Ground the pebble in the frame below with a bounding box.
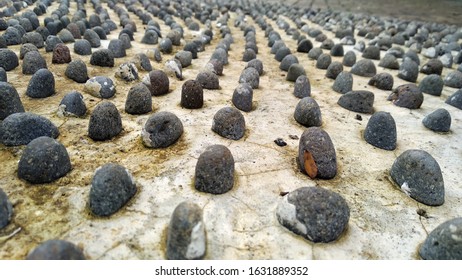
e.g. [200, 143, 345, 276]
[45, 36, 63, 52]
[119, 33, 132, 49]
[294, 97, 322, 127]
[398, 58, 419, 83]
[17, 136, 71, 184]
[325, 62, 343, 79]
[316, 53, 332, 69]
[115, 62, 139, 82]
[196, 70, 220, 90]
[181, 80, 203, 109]
[388, 84, 424, 109]
[51, 43, 71, 64]
[0, 82, 24, 120]
[165, 59, 183, 80]
[166, 201, 206, 260]
[26, 240, 85, 260]
[58, 29, 75, 43]
[0, 49, 19, 71]
[338, 90, 374, 114]
[125, 83, 152, 115]
[231, 83, 253, 112]
[22, 51, 47, 75]
[330, 44, 344, 57]
[270, 40, 285, 54]
[25, 69, 55, 98]
[89, 163, 137, 216]
[444, 71, 462, 88]
[274, 138, 287, 147]
[368, 73, 394, 90]
[141, 30, 158, 45]
[183, 42, 198, 59]
[74, 39, 92, 55]
[246, 59, 263, 76]
[297, 39, 313, 53]
[422, 108, 451, 132]
[321, 38, 334, 49]
[362, 45, 381, 60]
[58, 91, 87, 117]
[167, 30, 182, 46]
[205, 59, 224, 76]
[279, 54, 299, 71]
[144, 70, 170, 95]
[419, 74, 444, 96]
[90, 49, 115, 68]
[175, 51, 192, 68]
[342, 50, 356, 66]
[378, 54, 400, 69]
[364, 111, 397, 150]
[439, 53, 453, 68]
[84, 76, 116, 99]
[239, 67, 259, 89]
[195, 145, 235, 194]
[308, 47, 323, 60]
[108, 39, 126, 58]
[420, 59, 443, 76]
[83, 29, 101, 48]
[140, 111, 184, 148]
[350, 59, 377, 77]
[276, 187, 349, 243]
[3, 26, 22, 45]
[0, 188, 13, 229]
[286, 64, 306, 82]
[212, 107, 245, 140]
[298, 127, 337, 179]
[65, 59, 88, 83]
[19, 43, 38, 60]
[88, 101, 122, 141]
[419, 217, 462, 260]
[390, 149, 444, 206]
[242, 48, 256, 62]
[332, 71, 353, 94]
[293, 75, 311, 98]
[445, 89, 462, 109]
[275, 47, 291, 62]
[22, 31, 45, 48]
[159, 38, 173, 54]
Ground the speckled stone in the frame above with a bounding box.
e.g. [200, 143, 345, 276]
[58, 91, 87, 117]
[84, 76, 116, 99]
[90, 49, 115, 67]
[195, 145, 235, 194]
[22, 51, 47, 75]
[420, 59, 443, 76]
[89, 163, 137, 217]
[390, 149, 444, 206]
[26, 240, 85, 260]
[108, 39, 126, 58]
[398, 58, 419, 83]
[0, 82, 24, 120]
[18, 136, 71, 184]
[239, 67, 259, 89]
[308, 47, 323, 60]
[294, 97, 322, 127]
[246, 58, 263, 76]
[232, 83, 253, 112]
[330, 44, 344, 57]
[0, 188, 13, 229]
[51, 43, 71, 64]
[166, 201, 206, 260]
[422, 108, 451, 132]
[115, 62, 139, 82]
[65, 59, 88, 83]
[212, 107, 245, 140]
[279, 54, 299, 72]
[144, 70, 170, 96]
[277, 187, 349, 243]
[159, 38, 173, 54]
[364, 111, 397, 150]
[25, 69, 55, 98]
[196, 70, 219, 89]
[351, 59, 376, 77]
[0, 49, 19, 71]
[142, 112, 183, 148]
[141, 30, 159, 45]
[286, 64, 306, 82]
[388, 84, 423, 109]
[445, 89, 462, 109]
[73, 39, 92, 55]
[333, 71, 353, 94]
[444, 71, 462, 88]
[181, 80, 203, 109]
[175, 51, 192, 68]
[326, 62, 343, 79]
[316, 53, 331, 69]
[83, 29, 100, 48]
[419, 74, 444, 96]
[368, 73, 394, 90]
[293, 75, 311, 98]
[419, 217, 462, 260]
[125, 83, 152, 115]
[379, 54, 400, 69]
[164, 59, 183, 80]
[338, 90, 374, 114]
[19, 43, 38, 60]
[342, 50, 356, 66]
[297, 39, 313, 53]
[205, 59, 224, 76]
[44, 35, 63, 52]
[88, 101, 122, 141]
[362, 46, 381, 60]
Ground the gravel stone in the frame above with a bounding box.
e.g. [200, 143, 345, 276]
[88, 101, 122, 141]
[175, 51, 192, 68]
[279, 54, 299, 71]
[445, 89, 462, 109]
[330, 44, 344, 57]
[420, 59, 443, 75]
[444, 71, 462, 88]
[239, 67, 259, 89]
[195, 145, 235, 194]
[316, 53, 331, 69]
[308, 47, 322, 60]
[142, 111, 183, 148]
[144, 70, 170, 95]
[212, 107, 245, 140]
[275, 46, 291, 62]
[141, 30, 158, 45]
[338, 90, 374, 114]
[297, 39, 313, 53]
[232, 83, 253, 112]
[44, 35, 63, 52]
[108, 39, 126, 58]
[246, 59, 263, 76]
[422, 108, 451, 132]
[19, 43, 38, 59]
[326, 61, 343, 79]
[342, 50, 356, 66]
[362, 45, 381, 60]
[364, 111, 397, 150]
[73, 39, 92, 55]
[379, 54, 400, 69]
[0, 49, 19, 71]
[83, 29, 100, 48]
[159, 38, 173, 54]
[22, 51, 47, 74]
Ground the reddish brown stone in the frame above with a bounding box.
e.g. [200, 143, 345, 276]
[52, 44, 71, 64]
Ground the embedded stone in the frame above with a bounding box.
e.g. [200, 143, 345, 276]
[379, 54, 400, 69]
[444, 71, 462, 88]
[351, 59, 376, 77]
[326, 62, 343, 79]
[26, 240, 85, 260]
[342, 50, 356, 66]
[0, 188, 13, 229]
[196, 71, 219, 89]
[419, 218, 462, 260]
[419, 74, 444, 96]
[0, 82, 24, 120]
[333, 71, 353, 94]
[286, 64, 306, 82]
[245, 59, 263, 76]
[65, 59, 88, 83]
[368, 73, 394, 90]
[212, 107, 245, 140]
[90, 49, 114, 67]
[108, 39, 126, 58]
[84, 76, 116, 99]
[398, 58, 419, 83]
[364, 111, 397, 150]
[316, 53, 331, 69]
[88, 101, 122, 141]
[144, 70, 170, 95]
[22, 51, 47, 74]
[0, 49, 19, 71]
[422, 108, 451, 132]
[51, 43, 71, 64]
[73, 39, 92, 55]
[232, 83, 253, 112]
[142, 111, 183, 148]
[25, 69, 55, 98]
[293, 75, 311, 98]
[388, 84, 423, 109]
[445, 89, 462, 109]
[125, 83, 152, 114]
[294, 97, 322, 127]
[338, 90, 374, 113]
[279, 54, 299, 71]
[239, 67, 259, 89]
[195, 145, 234, 194]
[308, 47, 322, 60]
[115, 62, 139, 82]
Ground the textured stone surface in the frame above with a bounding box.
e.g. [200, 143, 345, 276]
[350, 59, 376, 77]
[84, 76, 116, 99]
[364, 111, 397, 150]
[232, 83, 253, 112]
[388, 84, 424, 109]
[125, 83, 152, 115]
[144, 70, 169, 95]
[26, 240, 85, 260]
[88, 102, 122, 141]
[422, 108, 451, 132]
[239, 67, 259, 89]
[338, 90, 374, 114]
[368, 73, 394, 90]
[142, 112, 183, 148]
[293, 75, 311, 98]
[0, 188, 13, 229]
[195, 145, 234, 194]
[294, 97, 322, 127]
[65, 59, 88, 83]
[212, 107, 245, 140]
[419, 218, 462, 260]
[0, 82, 24, 120]
[445, 89, 462, 109]
[419, 74, 444, 96]
[196, 71, 219, 90]
[58, 91, 87, 117]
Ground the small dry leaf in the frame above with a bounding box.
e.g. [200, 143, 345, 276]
[304, 150, 318, 179]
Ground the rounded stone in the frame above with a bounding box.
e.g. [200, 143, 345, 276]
[321, 38, 334, 49]
[144, 70, 170, 96]
[444, 71, 462, 88]
[159, 38, 173, 54]
[166, 201, 206, 260]
[379, 54, 400, 69]
[175, 51, 192, 68]
[88, 101, 122, 141]
[196, 71, 219, 90]
[141, 111, 183, 148]
[362, 46, 381, 60]
[419, 74, 444, 96]
[58, 91, 87, 117]
[21, 31, 44, 48]
[25, 69, 55, 98]
[181, 80, 203, 109]
[286, 64, 306, 82]
[333, 71, 353, 94]
[338, 90, 374, 114]
[294, 75, 311, 98]
[141, 30, 158, 45]
[422, 108, 451, 132]
[271, 40, 285, 54]
[0, 188, 13, 229]
[239, 67, 259, 89]
[58, 29, 75, 43]
[195, 145, 235, 194]
[164, 59, 183, 80]
[279, 54, 298, 71]
[387, 84, 424, 109]
[84, 76, 116, 99]
[445, 89, 462, 109]
[83, 29, 101, 48]
[364, 111, 397, 150]
[330, 44, 344, 57]
[419, 217, 462, 260]
[22, 51, 47, 74]
[51, 43, 71, 64]
[297, 39, 313, 53]
[183, 42, 198, 59]
[308, 47, 323, 60]
[125, 83, 152, 115]
[368, 73, 394, 90]
[0, 49, 19, 71]
[294, 97, 322, 127]
[108, 39, 126, 58]
[132, 53, 152, 72]
[351, 59, 377, 77]
[0, 82, 24, 120]
[298, 127, 337, 179]
[90, 49, 115, 67]
[276, 187, 349, 243]
[45, 36, 63, 52]
[404, 50, 420, 65]
[19, 43, 38, 59]
[89, 163, 137, 217]
[342, 50, 356, 66]
[420, 59, 443, 76]
[65, 59, 88, 83]
[26, 240, 85, 260]
[232, 83, 253, 112]
[0, 67, 6, 82]
[245, 59, 263, 76]
[390, 149, 444, 206]
[398, 58, 419, 83]
[115, 62, 139, 82]
[212, 107, 245, 140]
[275, 46, 291, 62]
[242, 48, 256, 62]
[73, 39, 92, 55]
[205, 59, 224, 76]
[18, 136, 71, 184]
[326, 62, 343, 79]
[316, 53, 331, 69]
[119, 33, 132, 49]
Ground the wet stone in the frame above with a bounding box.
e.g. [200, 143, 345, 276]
[308, 47, 322, 60]
[246, 59, 263, 76]
[333, 71, 353, 94]
[239, 67, 259, 89]
[351, 59, 377, 77]
[316, 53, 332, 70]
[379, 54, 400, 69]
[297, 39, 313, 53]
[445, 89, 462, 110]
[0, 82, 24, 120]
[276, 187, 349, 243]
[89, 163, 137, 217]
[279, 54, 298, 71]
[18, 136, 71, 184]
[51, 43, 71, 64]
[390, 149, 444, 206]
[65, 59, 88, 83]
[144, 70, 170, 96]
[326, 62, 343, 79]
[342, 50, 356, 67]
[444, 71, 462, 88]
[364, 111, 397, 150]
[368, 73, 394, 90]
[398, 58, 419, 83]
[175, 51, 192, 68]
[88, 101, 122, 141]
[232, 83, 253, 112]
[196, 71, 219, 90]
[419, 217, 462, 260]
[420, 59, 443, 75]
[286, 64, 306, 82]
[115, 62, 139, 82]
[205, 59, 223, 76]
[195, 145, 235, 194]
[108, 39, 126, 58]
[0, 49, 19, 71]
[338, 90, 374, 114]
[83, 29, 101, 48]
[84, 76, 116, 99]
[125, 83, 152, 115]
[74, 39, 92, 55]
[25, 69, 55, 98]
[419, 74, 444, 96]
[45, 36, 63, 52]
[294, 75, 311, 98]
[212, 107, 245, 140]
[166, 202, 206, 260]
[388, 84, 424, 109]
[58, 91, 87, 117]
[298, 127, 337, 179]
[19, 43, 38, 59]
[142, 111, 183, 148]
[0, 188, 13, 229]
[362, 45, 381, 60]
[422, 108, 451, 132]
[294, 97, 322, 127]
[181, 80, 203, 109]
[26, 240, 85, 260]
[90, 49, 115, 68]
[22, 51, 47, 74]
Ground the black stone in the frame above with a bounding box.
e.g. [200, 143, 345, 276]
[242, 48, 256, 62]
[74, 39, 92, 55]
[58, 91, 87, 117]
[326, 62, 343, 79]
[422, 108, 451, 132]
[388, 84, 423, 109]
[125, 83, 152, 115]
[245, 59, 263, 76]
[351, 59, 377, 77]
[90, 49, 115, 67]
[22, 51, 47, 75]
[145, 70, 170, 95]
[212, 107, 245, 140]
[26, 240, 85, 260]
[419, 218, 462, 260]
[141, 30, 159, 45]
[338, 90, 374, 114]
[316, 53, 331, 69]
[293, 75, 311, 98]
[84, 76, 116, 99]
[159, 38, 173, 54]
[274, 138, 287, 147]
[58, 29, 75, 43]
[362, 46, 381, 60]
[25, 69, 55, 98]
[444, 71, 462, 88]
[330, 44, 344, 57]
[19, 43, 38, 59]
[108, 39, 126, 58]
[294, 97, 322, 127]
[65, 59, 88, 83]
[195, 145, 234, 194]
[333, 71, 353, 94]
[142, 111, 183, 148]
[368, 73, 394, 90]
[119, 33, 132, 49]
[0, 188, 13, 229]
[21, 31, 44, 48]
[0, 67, 6, 82]
[3, 27, 22, 45]
[0, 82, 24, 120]
[420, 59, 443, 75]
[286, 64, 306, 82]
[183, 42, 198, 59]
[445, 89, 462, 109]
[308, 47, 322, 60]
[0, 49, 19, 71]
[232, 83, 253, 112]
[239, 67, 259, 89]
[181, 80, 203, 109]
[297, 39, 313, 53]
[88, 101, 122, 141]
[364, 111, 397, 150]
[398, 58, 419, 83]
[419, 74, 444, 96]
[279, 54, 299, 71]
[196, 71, 219, 90]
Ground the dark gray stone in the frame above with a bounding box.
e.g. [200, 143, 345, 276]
[277, 187, 349, 243]
[212, 107, 245, 140]
[195, 145, 234, 194]
[338, 90, 374, 114]
[141, 30, 158, 45]
[388, 84, 424, 109]
[0, 49, 19, 71]
[26, 240, 85, 260]
[65, 59, 88, 83]
[297, 39, 313, 53]
[181, 80, 203, 109]
[119, 33, 132, 49]
[275, 47, 291, 62]
[362, 46, 381, 60]
[58, 29, 75, 43]
[440, 53, 453, 68]
[294, 75, 311, 98]
[175, 51, 192, 68]
[333, 71, 353, 94]
[286, 64, 306, 82]
[379, 54, 400, 69]
[351, 59, 377, 77]
[390, 149, 444, 206]
[0, 188, 13, 229]
[419, 217, 462, 260]
[89, 163, 137, 216]
[183, 42, 198, 59]
[364, 111, 397, 150]
[133, 53, 152, 72]
[83, 29, 100, 48]
[398, 58, 419, 83]
[90, 49, 115, 67]
[330, 44, 344, 57]
[294, 97, 322, 127]
[316, 53, 331, 69]
[108, 39, 126, 58]
[88, 101, 122, 141]
[19, 43, 38, 59]
[444, 71, 462, 88]
[205, 59, 223, 76]
[167, 30, 181, 46]
[25, 69, 55, 98]
[18, 136, 71, 184]
[142, 111, 183, 148]
[404, 50, 420, 65]
[3, 27, 22, 45]
[21, 31, 44, 48]
[270, 40, 285, 54]
[419, 74, 444, 96]
[0, 113, 59, 146]
[58, 91, 87, 117]
[0, 82, 24, 120]
[232, 83, 253, 112]
[308, 47, 322, 60]
[44, 35, 63, 52]
[326, 62, 343, 79]
[445, 89, 462, 109]
[342, 50, 356, 66]
[73, 39, 92, 55]
[242, 48, 256, 62]
[420, 59, 443, 75]
[422, 108, 451, 132]
[321, 38, 334, 50]
[246, 59, 263, 76]
[125, 83, 152, 114]
[368, 73, 394, 90]
[0, 67, 6, 82]
[22, 51, 47, 74]
[279, 54, 298, 71]
[239, 67, 259, 89]
[144, 70, 170, 95]
[159, 38, 173, 54]
[84, 76, 116, 99]
[196, 71, 219, 90]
